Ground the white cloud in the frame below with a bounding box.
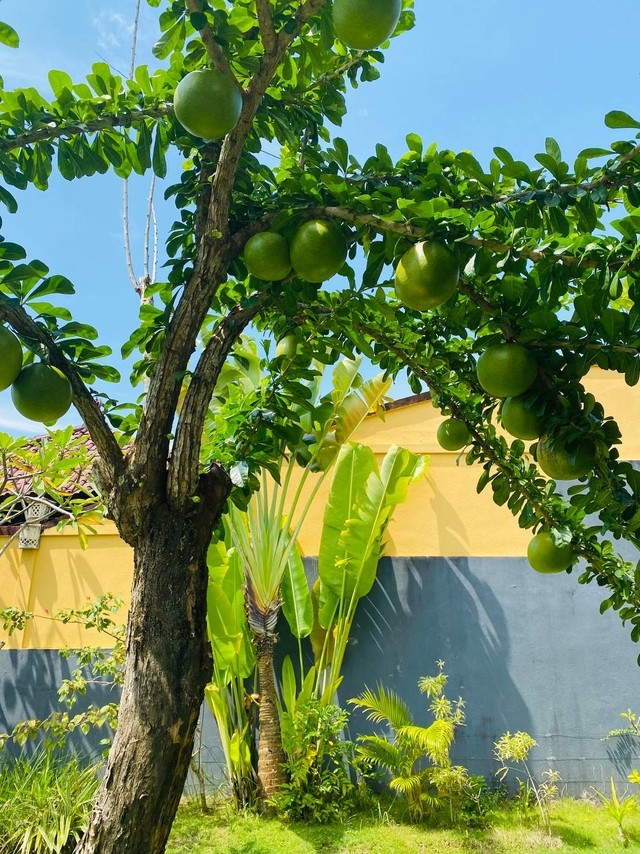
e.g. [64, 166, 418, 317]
[0, 408, 40, 435]
[91, 11, 133, 56]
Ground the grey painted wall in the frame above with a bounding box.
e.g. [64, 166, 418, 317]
[1, 555, 639, 794]
[340, 555, 640, 794]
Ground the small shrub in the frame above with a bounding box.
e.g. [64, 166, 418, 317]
[349, 661, 468, 822]
[0, 749, 99, 853]
[271, 699, 365, 822]
[592, 777, 638, 847]
[494, 730, 560, 832]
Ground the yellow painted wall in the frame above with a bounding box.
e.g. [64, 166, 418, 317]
[0, 522, 132, 650]
[1, 367, 637, 649]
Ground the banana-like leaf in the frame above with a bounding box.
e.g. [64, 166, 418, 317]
[332, 360, 392, 443]
[206, 539, 255, 678]
[318, 443, 376, 600]
[317, 580, 341, 634]
[310, 577, 335, 664]
[280, 539, 312, 638]
[319, 444, 426, 603]
[280, 655, 297, 714]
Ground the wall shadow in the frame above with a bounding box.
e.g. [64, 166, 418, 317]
[337, 556, 533, 782]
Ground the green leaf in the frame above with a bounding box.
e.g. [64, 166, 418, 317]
[280, 540, 313, 639]
[605, 111, 640, 129]
[152, 125, 167, 179]
[48, 69, 74, 99]
[0, 242, 27, 261]
[545, 137, 562, 163]
[0, 21, 19, 48]
[27, 274, 75, 299]
[152, 18, 185, 59]
[406, 133, 422, 156]
[0, 186, 18, 213]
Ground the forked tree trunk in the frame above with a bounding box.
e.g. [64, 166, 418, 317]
[76, 492, 226, 854]
[256, 635, 286, 801]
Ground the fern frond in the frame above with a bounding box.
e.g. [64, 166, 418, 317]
[397, 719, 454, 765]
[389, 774, 423, 796]
[356, 735, 405, 773]
[349, 684, 413, 729]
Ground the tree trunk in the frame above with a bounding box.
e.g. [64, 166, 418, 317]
[256, 635, 286, 801]
[76, 488, 226, 853]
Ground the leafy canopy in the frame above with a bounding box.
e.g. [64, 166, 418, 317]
[0, 2, 639, 652]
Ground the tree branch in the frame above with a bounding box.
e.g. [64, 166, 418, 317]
[185, 0, 238, 82]
[136, 0, 330, 490]
[255, 0, 277, 55]
[167, 296, 270, 507]
[316, 205, 625, 270]
[0, 302, 125, 483]
[481, 141, 640, 208]
[277, 0, 329, 52]
[350, 317, 638, 600]
[308, 51, 365, 90]
[0, 105, 173, 153]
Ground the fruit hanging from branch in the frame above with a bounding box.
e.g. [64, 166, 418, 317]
[0, 324, 23, 390]
[394, 241, 460, 311]
[536, 434, 597, 481]
[333, 0, 402, 50]
[476, 343, 538, 399]
[11, 362, 73, 425]
[243, 232, 291, 282]
[500, 396, 544, 440]
[527, 529, 576, 574]
[173, 69, 243, 140]
[290, 219, 347, 283]
[275, 333, 301, 360]
[437, 417, 470, 451]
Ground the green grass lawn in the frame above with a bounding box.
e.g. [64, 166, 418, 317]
[168, 799, 640, 853]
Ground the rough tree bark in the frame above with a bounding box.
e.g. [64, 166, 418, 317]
[76, 467, 231, 854]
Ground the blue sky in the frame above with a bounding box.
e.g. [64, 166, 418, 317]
[0, 0, 638, 434]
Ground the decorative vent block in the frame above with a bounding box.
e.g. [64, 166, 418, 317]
[19, 523, 42, 549]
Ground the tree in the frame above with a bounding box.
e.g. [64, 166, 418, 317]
[0, 1, 639, 851]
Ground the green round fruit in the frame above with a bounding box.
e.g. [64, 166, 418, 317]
[394, 241, 459, 311]
[173, 69, 243, 140]
[0, 325, 23, 391]
[500, 396, 543, 440]
[290, 219, 347, 283]
[536, 434, 597, 481]
[333, 0, 402, 50]
[11, 363, 73, 425]
[275, 334, 300, 359]
[244, 232, 291, 281]
[476, 344, 537, 398]
[436, 418, 470, 451]
[527, 530, 575, 574]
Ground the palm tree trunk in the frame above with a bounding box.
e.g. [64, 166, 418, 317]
[255, 634, 286, 801]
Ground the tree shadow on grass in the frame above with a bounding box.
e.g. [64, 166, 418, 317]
[226, 843, 268, 854]
[287, 822, 348, 854]
[549, 819, 596, 849]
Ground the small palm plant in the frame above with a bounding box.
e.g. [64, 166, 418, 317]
[592, 777, 638, 847]
[349, 661, 467, 821]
